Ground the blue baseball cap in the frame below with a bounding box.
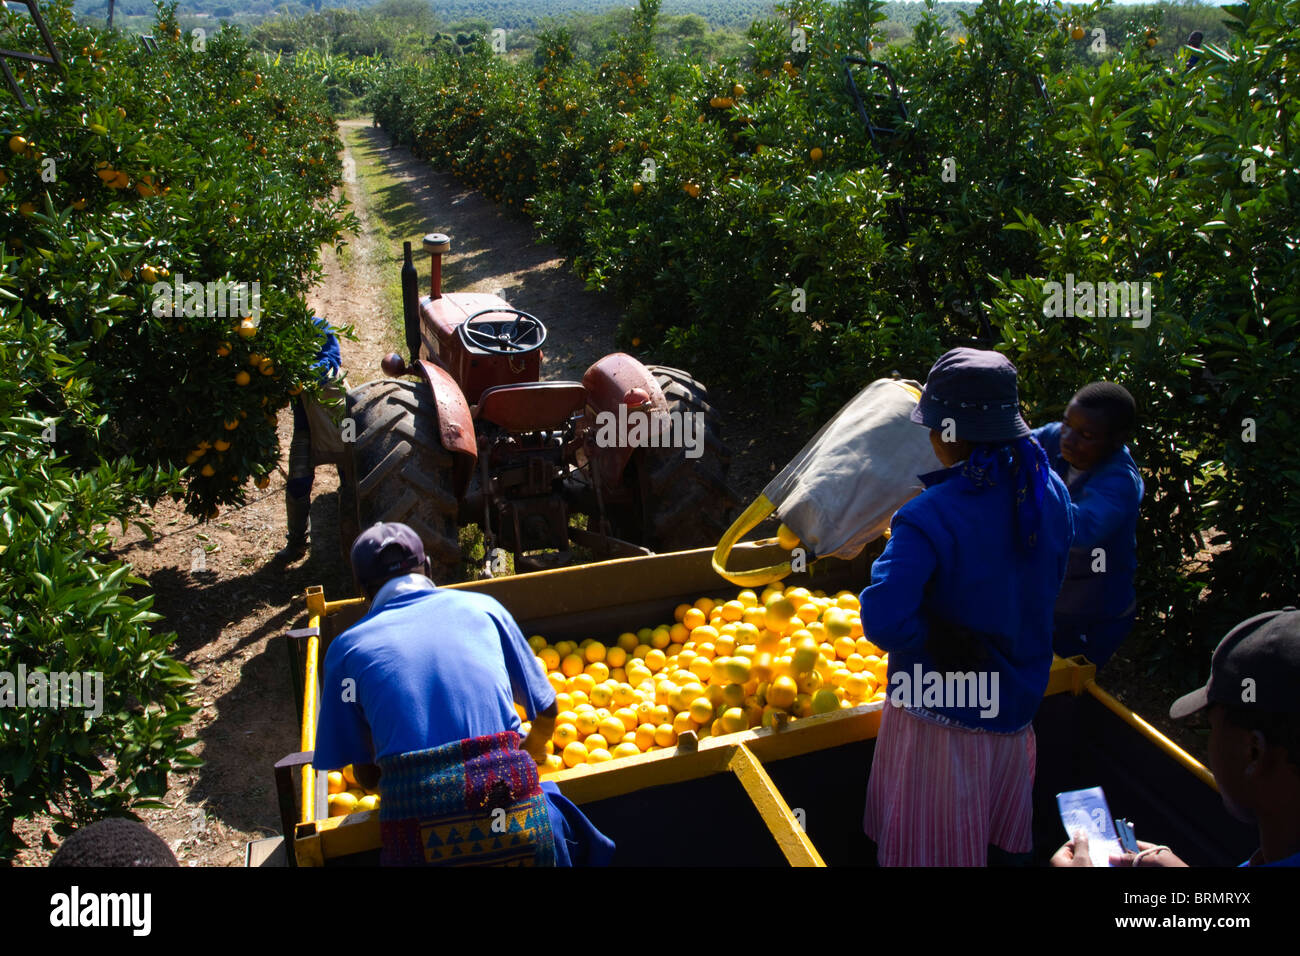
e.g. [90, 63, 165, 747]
[350, 522, 425, 589]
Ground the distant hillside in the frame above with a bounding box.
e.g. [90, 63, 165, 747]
[71, 0, 978, 33]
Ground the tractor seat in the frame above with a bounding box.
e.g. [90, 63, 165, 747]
[475, 382, 586, 433]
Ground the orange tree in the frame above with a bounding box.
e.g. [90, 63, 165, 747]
[989, 0, 1300, 665]
[0, 0, 354, 857]
[1, 1, 355, 520]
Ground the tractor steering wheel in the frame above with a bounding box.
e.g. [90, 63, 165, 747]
[457, 308, 547, 355]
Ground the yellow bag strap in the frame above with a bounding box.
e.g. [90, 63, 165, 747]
[710, 379, 922, 589]
[711, 494, 788, 588]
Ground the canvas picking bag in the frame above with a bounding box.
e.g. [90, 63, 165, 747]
[711, 378, 941, 587]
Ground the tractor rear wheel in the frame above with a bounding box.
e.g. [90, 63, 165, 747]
[343, 379, 461, 582]
[609, 365, 739, 552]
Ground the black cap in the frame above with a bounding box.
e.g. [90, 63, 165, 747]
[350, 522, 425, 590]
[1170, 609, 1300, 719]
[910, 347, 1031, 443]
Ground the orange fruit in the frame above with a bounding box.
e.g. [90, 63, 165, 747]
[234, 371, 251, 386]
[768, 675, 798, 710]
[612, 741, 641, 759]
[598, 715, 626, 743]
[634, 723, 656, 751]
[562, 741, 588, 767]
[255, 475, 270, 489]
[328, 792, 358, 817]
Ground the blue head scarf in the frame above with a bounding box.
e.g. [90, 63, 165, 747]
[958, 435, 1052, 552]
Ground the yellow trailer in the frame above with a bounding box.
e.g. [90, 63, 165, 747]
[253, 541, 1255, 867]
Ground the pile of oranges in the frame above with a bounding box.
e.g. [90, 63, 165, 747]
[326, 764, 380, 816]
[522, 584, 890, 774]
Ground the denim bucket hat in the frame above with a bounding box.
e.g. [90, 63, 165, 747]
[910, 347, 1032, 443]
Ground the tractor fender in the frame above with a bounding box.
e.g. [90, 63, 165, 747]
[412, 359, 478, 497]
[581, 352, 667, 488]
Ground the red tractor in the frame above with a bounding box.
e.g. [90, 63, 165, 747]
[338, 233, 739, 580]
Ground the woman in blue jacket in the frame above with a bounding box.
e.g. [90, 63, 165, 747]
[1031, 383, 1144, 668]
[860, 348, 1074, 866]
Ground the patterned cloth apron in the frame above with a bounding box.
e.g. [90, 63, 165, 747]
[377, 732, 556, 866]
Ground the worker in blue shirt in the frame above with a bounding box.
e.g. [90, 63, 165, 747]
[282, 316, 343, 558]
[1052, 608, 1300, 868]
[313, 522, 613, 866]
[1032, 382, 1144, 668]
[860, 348, 1074, 866]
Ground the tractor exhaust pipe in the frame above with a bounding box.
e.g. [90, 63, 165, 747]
[401, 241, 420, 367]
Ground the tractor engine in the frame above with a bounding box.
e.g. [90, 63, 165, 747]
[480, 425, 571, 557]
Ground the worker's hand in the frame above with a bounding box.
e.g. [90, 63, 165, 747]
[1110, 840, 1189, 868]
[1050, 830, 1094, 867]
[522, 710, 556, 765]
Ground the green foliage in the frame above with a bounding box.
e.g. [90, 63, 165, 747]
[0, 276, 200, 862]
[990, 0, 1300, 662]
[0, 0, 357, 858]
[1, 0, 356, 519]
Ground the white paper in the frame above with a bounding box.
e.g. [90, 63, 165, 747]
[1057, 786, 1122, 867]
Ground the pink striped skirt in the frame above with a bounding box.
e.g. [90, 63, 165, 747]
[863, 703, 1036, 866]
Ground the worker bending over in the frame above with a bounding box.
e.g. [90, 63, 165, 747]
[312, 522, 613, 866]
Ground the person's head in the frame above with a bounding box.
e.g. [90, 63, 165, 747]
[911, 347, 1031, 466]
[49, 818, 178, 867]
[1059, 382, 1135, 471]
[350, 522, 431, 600]
[1171, 609, 1300, 825]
